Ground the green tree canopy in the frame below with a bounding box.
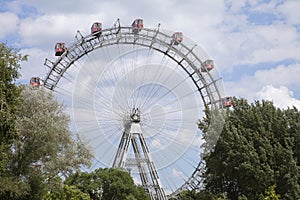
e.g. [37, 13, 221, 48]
[65, 168, 150, 200]
[7, 86, 93, 199]
[0, 43, 93, 199]
[0, 43, 28, 198]
[199, 98, 300, 199]
[45, 184, 90, 200]
[13, 86, 92, 176]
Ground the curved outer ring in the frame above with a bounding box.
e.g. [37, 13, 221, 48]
[43, 25, 225, 197]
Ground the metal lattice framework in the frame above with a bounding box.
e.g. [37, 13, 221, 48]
[43, 20, 226, 199]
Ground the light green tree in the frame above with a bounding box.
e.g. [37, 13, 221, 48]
[45, 184, 90, 200]
[9, 86, 93, 199]
[264, 185, 280, 200]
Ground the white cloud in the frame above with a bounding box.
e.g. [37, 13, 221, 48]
[225, 0, 247, 13]
[19, 48, 49, 82]
[0, 12, 19, 38]
[202, 0, 300, 71]
[252, 64, 300, 87]
[224, 63, 300, 100]
[18, 14, 104, 48]
[247, 0, 279, 13]
[278, 0, 300, 25]
[214, 22, 300, 70]
[256, 85, 300, 109]
[248, 25, 299, 64]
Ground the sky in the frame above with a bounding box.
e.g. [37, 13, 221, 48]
[1, 0, 300, 194]
[1, 0, 300, 109]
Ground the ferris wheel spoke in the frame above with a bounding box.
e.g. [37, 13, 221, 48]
[133, 48, 155, 106]
[143, 125, 193, 150]
[137, 50, 181, 103]
[149, 104, 202, 119]
[152, 156, 191, 186]
[139, 74, 191, 112]
[143, 123, 202, 155]
[136, 62, 172, 109]
[90, 128, 122, 150]
[131, 43, 140, 108]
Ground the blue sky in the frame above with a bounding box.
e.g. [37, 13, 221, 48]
[1, 0, 300, 194]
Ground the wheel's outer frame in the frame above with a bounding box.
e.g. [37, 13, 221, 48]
[43, 24, 226, 197]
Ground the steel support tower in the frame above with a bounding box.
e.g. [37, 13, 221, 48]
[113, 108, 167, 200]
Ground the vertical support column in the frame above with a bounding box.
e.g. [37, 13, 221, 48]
[112, 123, 132, 168]
[131, 134, 154, 199]
[112, 108, 167, 200]
[138, 132, 167, 200]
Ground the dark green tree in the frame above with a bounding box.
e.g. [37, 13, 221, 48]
[0, 43, 28, 198]
[199, 98, 300, 199]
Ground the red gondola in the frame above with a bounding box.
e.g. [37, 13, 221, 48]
[200, 59, 214, 72]
[55, 42, 67, 56]
[171, 32, 183, 45]
[222, 96, 233, 107]
[30, 77, 41, 87]
[91, 22, 102, 35]
[132, 19, 143, 34]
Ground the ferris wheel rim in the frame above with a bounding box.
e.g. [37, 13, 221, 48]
[43, 21, 226, 197]
[44, 26, 224, 108]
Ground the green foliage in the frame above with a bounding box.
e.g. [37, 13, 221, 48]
[13, 86, 92, 178]
[65, 168, 150, 200]
[45, 185, 90, 200]
[0, 43, 27, 198]
[198, 107, 226, 158]
[3, 85, 93, 199]
[264, 185, 280, 200]
[178, 190, 197, 199]
[0, 61, 93, 199]
[178, 190, 226, 200]
[199, 98, 300, 199]
[0, 43, 25, 144]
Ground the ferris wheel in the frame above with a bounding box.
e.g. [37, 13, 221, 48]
[42, 18, 230, 199]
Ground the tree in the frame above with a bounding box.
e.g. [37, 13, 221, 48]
[65, 168, 150, 200]
[7, 85, 93, 199]
[0, 43, 28, 197]
[199, 98, 300, 199]
[45, 184, 90, 200]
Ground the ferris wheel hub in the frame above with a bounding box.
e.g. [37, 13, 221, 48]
[130, 108, 141, 122]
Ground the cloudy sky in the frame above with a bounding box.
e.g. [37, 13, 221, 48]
[1, 0, 300, 110]
[1, 0, 300, 109]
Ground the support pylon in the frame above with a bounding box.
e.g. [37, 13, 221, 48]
[112, 108, 167, 200]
